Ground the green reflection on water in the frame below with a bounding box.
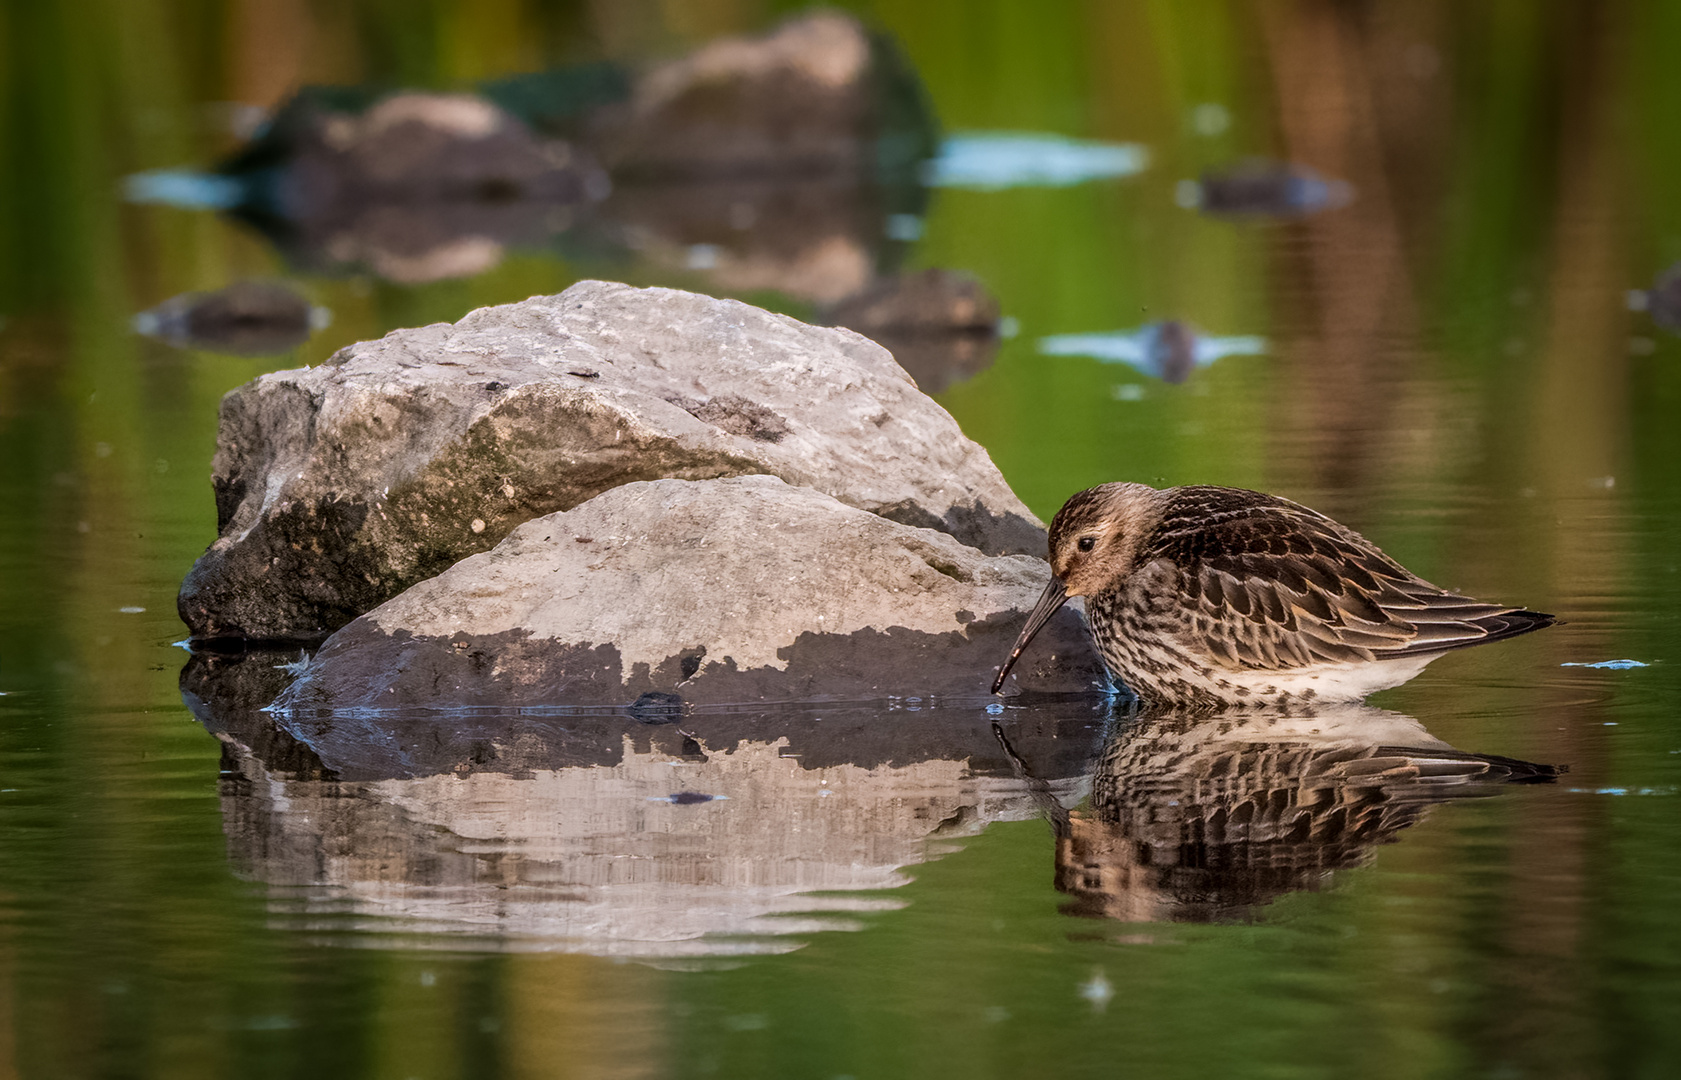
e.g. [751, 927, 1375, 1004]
[2, 0, 1681, 1078]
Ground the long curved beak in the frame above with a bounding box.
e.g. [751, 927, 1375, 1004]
[990, 577, 1068, 694]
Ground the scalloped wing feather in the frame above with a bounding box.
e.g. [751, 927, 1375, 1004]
[1144, 488, 1552, 672]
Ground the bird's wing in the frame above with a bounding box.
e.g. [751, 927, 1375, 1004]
[1141, 488, 1550, 670]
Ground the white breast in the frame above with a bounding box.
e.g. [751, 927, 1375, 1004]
[1170, 654, 1439, 704]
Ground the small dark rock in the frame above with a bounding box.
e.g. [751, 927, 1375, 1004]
[134, 281, 325, 356]
[1643, 262, 1681, 331]
[1146, 320, 1196, 384]
[629, 691, 686, 724]
[1182, 160, 1352, 218]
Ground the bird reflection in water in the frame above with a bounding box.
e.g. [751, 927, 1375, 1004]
[999, 703, 1559, 924]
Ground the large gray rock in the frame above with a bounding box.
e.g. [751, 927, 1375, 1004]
[180, 280, 1044, 641]
[270, 475, 1103, 710]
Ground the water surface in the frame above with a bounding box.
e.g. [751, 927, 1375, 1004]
[2, 2, 1680, 1077]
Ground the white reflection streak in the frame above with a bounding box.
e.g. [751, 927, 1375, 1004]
[922, 133, 1150, 190]
[1039, 326, 1267, 373]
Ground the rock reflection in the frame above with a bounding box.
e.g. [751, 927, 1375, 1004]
[823, 269, 1002, 392]
[188, 648, 1110, 958]
[1053, 704, 1558, 923]
[1038, 321, 1266, 383]
[591, 176, 889, 303]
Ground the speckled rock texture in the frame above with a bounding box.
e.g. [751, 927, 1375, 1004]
[178, 279, 1044, 642]
[268, 476, 1104, 710]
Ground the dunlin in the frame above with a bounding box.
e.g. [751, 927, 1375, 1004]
[992, 484, 1554, 704]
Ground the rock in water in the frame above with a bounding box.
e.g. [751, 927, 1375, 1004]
[1179, 159, 1352, 218]
[215, 91, 609, 283]
[179, 280, 1044, 642]
[133, 281, 327, 356]
[268, 475, 1103, 709]
[583, 12, 923, 179]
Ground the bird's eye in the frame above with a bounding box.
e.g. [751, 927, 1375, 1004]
[1076, 536, 1096, 553]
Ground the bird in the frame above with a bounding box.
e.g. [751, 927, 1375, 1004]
[991, 483, 1554, 705]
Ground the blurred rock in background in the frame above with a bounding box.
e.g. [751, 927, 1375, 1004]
[130, 12, 938, 296]
[211, 91, 610, 283]
[132, 281, 329, 355]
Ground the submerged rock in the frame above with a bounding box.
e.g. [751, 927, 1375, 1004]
[133, 281, 329, 356]
[184, 638, 1111, 782]
[179, 281, 1044, 642]
[269, 475, 1103, 710]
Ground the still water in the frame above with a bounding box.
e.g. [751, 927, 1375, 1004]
[3, 1, 1680, 1077]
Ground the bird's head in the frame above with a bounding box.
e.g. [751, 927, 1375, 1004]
[991, 482, 1161, 694]
[1046, 482, 1159, 597]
